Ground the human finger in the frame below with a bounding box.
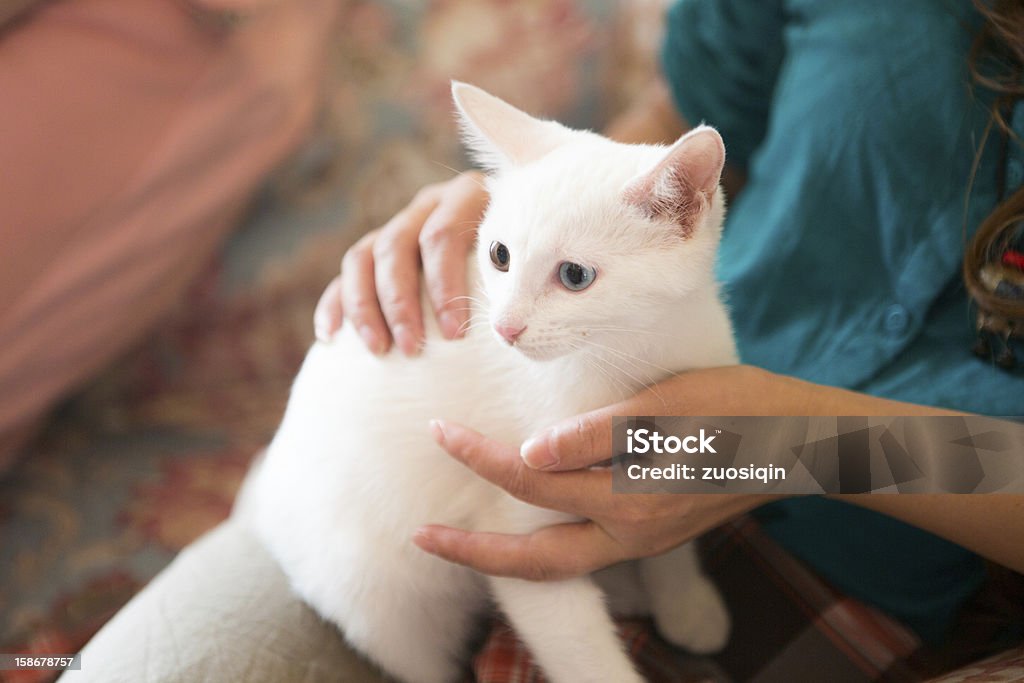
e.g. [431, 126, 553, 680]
[373, 190, 441, 355]
[339, 232, 391, 354]
[429, 420, 610, 517]
[412, 521, 622, 580]
[313, 274, 344, 342]
[419, 172, 488, 339]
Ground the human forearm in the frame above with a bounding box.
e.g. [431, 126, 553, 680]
[804, 380, 963, 417]
[786, 381, 1024, 571]
[832, 494, 1024, 573]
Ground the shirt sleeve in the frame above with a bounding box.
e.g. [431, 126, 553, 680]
[660, 0, 786, 170]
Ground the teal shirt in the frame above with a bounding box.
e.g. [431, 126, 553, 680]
[662, 0, 1024, 645]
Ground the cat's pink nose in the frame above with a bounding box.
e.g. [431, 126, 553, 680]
[495, 322, 527, 345]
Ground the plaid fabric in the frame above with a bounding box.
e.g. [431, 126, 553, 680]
[926, 645, 1024, 682]
[470, 517, 933, 683]
[472, 619, 725, 683]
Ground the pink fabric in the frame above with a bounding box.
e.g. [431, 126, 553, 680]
[0, 0, 340, 470]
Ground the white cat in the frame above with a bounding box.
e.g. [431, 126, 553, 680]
[244, 82, 736, 683]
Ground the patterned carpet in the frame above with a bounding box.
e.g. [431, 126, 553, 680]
[0, 1, 665, 680]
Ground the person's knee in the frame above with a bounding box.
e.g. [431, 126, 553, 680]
[62, 520, 391, 682]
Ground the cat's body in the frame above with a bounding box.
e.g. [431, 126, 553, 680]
[244, 83, 737, 683]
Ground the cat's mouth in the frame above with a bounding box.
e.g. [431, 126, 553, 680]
[490, 321, 573, 361]
[506, 338, 570, 362]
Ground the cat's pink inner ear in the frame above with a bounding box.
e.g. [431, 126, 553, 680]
[624, 127, 725, 238]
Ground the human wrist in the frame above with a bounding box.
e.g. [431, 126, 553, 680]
[735, 493, 788, 516]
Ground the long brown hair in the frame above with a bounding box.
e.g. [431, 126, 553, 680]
[964, 0, 1024, 323]
[947, 4, 1024, 668]
[943, 8, 1024, 670]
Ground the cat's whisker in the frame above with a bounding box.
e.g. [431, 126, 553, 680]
[578, 358, 628, 399]
[576, 337, 677, 381]
[570, 343, 636, 400]
[576, 337, 662, 380]
[457, 315, 491, 335]
[448, 290, 491, 307]
[443, 218, 486, 236]
[571, 341, 665, 405]
[585, 326, 679, 341]
[444, 295, 489, 316]
[574, 341, 669, 408]
[588, 353, 653, 405]
[430, 160, 489, 191]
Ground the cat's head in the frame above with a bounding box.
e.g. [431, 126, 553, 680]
[453, 82, 726, 362]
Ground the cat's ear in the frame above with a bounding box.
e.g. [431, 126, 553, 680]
[451, 81, 572, 171]
[623, 126, 725, 238]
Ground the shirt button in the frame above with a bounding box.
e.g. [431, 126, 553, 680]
[1008, 159, 1023, 189]
[884, 304, 910, 335]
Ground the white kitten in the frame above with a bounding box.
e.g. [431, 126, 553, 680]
[243, 82, 737, 683]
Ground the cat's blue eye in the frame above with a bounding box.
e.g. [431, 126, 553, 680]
[558, 262, 596, 291]
[489, 241, 510, 272]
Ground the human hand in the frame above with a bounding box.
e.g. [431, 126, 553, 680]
[414, 366, 808, 580]
[314, 171, 489, 355]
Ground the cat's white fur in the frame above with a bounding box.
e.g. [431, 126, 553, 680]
[243, 82, 737, 683]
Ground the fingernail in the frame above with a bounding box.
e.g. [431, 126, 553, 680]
[393, 324, 420, 356]
[429, 419, 446, 445]
[314, 311, 332, 343]
[439, 311, 462, 339]
[521, 434, 558, 470]
[358, 326, 383, 354]
[412, 528, 436, 553]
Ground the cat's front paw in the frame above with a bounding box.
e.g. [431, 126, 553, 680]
[652, 578, 730, 654]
